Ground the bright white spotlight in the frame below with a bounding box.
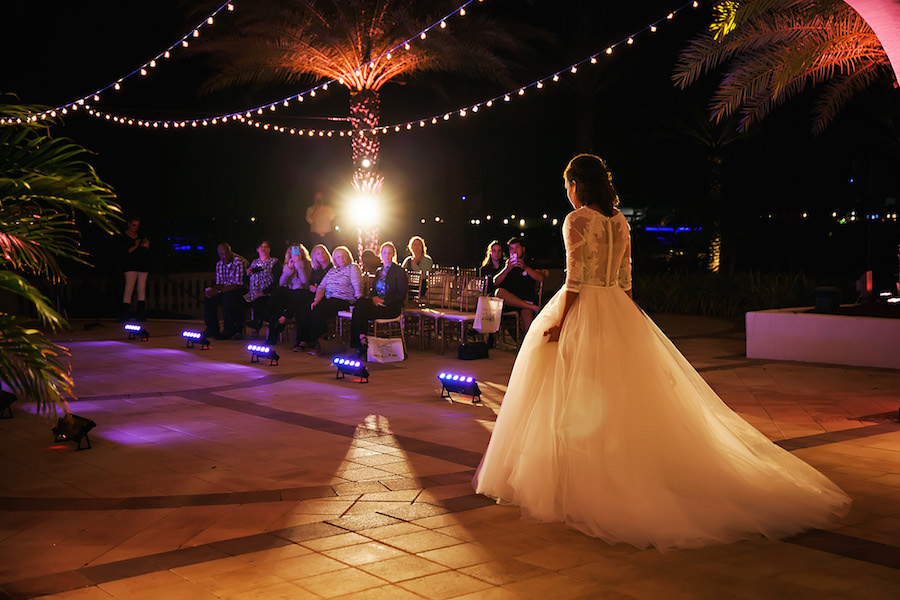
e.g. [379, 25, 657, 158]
[349, 193, 380, 225]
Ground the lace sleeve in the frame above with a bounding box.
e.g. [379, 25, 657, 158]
[563, 210, 587, 293]
[617, 217, 633, 292]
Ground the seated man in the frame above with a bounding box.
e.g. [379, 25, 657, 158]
[493, 237, 544, 335]
[203, 242, 249, 339]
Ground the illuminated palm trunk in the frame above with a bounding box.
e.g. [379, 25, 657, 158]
[349, 89, 383, 259]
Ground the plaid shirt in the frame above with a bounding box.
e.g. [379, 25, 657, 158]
[249, 256, 279, 297]
[215, 254, 248, 286]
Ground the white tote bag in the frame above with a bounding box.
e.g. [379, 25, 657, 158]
[367, 337, 405, 363]
[473, 296, 503, 334]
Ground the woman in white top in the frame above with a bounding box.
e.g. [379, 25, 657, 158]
[474, 154, 850, 550]
[400, 235, 433, 274]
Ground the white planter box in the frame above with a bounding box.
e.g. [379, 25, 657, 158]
[746, 307, 900, 370]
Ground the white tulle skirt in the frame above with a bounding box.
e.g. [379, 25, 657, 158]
[474, 284, 850, 550]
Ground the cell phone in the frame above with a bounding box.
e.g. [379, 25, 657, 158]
[291, 246, 300, 256]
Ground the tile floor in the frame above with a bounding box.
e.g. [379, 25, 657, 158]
[1, 315, 898, 599]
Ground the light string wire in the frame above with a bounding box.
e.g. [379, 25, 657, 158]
[70, 0, 700, 135]
[7, 2, 237, 125]
[19, 0, 481, 130]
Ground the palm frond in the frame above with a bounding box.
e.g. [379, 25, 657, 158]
[0, 314, 73, 416]
[812, 62, 888, 134]
[675, 0, 890, 133]
[0, 271, 66, 330]
[0, 124, 121, 235]
[190, 0, 526, 95]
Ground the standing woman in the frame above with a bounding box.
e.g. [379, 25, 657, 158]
[119, 216, 150, 321]
[246, 240, 279, 336]
[474, 154, 850, 550]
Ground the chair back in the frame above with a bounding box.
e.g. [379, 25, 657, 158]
[423, 268, 453, 308]
[457, 268, 484, 312]
[407, 271, 424, 306]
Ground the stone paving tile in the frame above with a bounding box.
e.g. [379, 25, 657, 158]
[1, 317, 898, 600]
[396, 570, 494, 599]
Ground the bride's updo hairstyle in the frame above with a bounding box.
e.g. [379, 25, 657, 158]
[563, 154, 619, 217]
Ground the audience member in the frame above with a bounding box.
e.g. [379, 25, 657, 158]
[118, 216, 150, 322]
[293, 244, 333, 350]
[350, 242, 408, 358]
[246, 240, 279, 336]
[306, 191, 335, 248]
[479, 239, 505, 295]
[304, 246, 362, 354]
[263, 243, 312, 346]
[203, 243, 249, 340]
[493, 237, 544, 334]
[360, 248, 380, 276]
[401, 235, 433, 274]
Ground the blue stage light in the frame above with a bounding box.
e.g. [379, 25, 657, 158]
[124, 323, 149, 341]
[438, 372, 481, 404]
[247, 344, 279, 365]
[333, 356, 369, 383]
[182, 330, 210, 350]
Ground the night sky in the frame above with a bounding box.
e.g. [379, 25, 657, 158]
[3, 0, 898, 276]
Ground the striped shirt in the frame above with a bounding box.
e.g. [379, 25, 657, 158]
[320, 263, 363, 302]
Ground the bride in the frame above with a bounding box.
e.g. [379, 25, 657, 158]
[473, 154, 850, 550]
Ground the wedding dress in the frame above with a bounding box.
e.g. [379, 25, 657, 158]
[474, 206, 850, 550]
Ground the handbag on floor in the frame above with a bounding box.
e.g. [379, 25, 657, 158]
[317, 333, 344, 355]
[367, 336, 405, 363]
[473, 296, 503, 334]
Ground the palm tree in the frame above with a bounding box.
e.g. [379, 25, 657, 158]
[673, 0, 892, 134]
[1, 98, 122, 416]
[191, 0, 524, 253]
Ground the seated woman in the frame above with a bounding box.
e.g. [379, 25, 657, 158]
[493, 236, 544, 335]
[479, 239, 505, 296]
[303, 245, 363, 354]
[293, 244, 332, 350]
[246, 240, 279, 336]
[350, 242, 409, 358]
[263, 243, 312, 346]
[360, 248, 380, 276]
[400, 235, 433, 274]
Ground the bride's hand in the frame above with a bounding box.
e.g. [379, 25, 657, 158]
[543, 325, 561, 342]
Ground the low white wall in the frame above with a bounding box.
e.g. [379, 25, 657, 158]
[746, 307, 900, 370]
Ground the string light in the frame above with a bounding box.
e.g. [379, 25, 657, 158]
[354, 0, 700, 137]
[17, 1, 237, 123]
[22, 0, 482, 129]
[16, 1, 700, 135]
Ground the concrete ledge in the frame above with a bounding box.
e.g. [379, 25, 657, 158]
[746, 307, 900, 370]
